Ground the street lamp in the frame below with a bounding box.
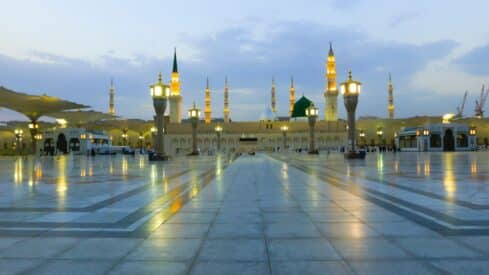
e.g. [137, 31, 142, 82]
[149, 73, 170, 161]
[28, 122, 39, 154]
[305, 103, 319, 154]
[359, 129, 366, 146]
[280, 125, 289, 152]
[121, 129, 128, 146]
[341, 70, 364, 159]
[376, 127, 384, 145]
[188, 102, 201, 156]
[14, 129, 23, 154]
[469, 127, 477, 136]
[214, 125, 223, 151]
[138, 134, 144, 151]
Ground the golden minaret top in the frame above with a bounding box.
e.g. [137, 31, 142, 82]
[271, 77, 276, 113]
[289, 76, 295, 117]
[388, 73, 395, 119]
[324, 42, 338, 121]
[109, 79, 115, 116]
[170, 48, 180, 96]
[205, 78, 211, 124]
[224, 77, 230, 123]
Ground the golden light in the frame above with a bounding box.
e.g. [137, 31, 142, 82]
[376, 129, 383, 136]
[442, 113, 455, 124]
[423, 129, 430, 136]
[34, 134, 43, 140]
[150, 126, 157, 134]
[340, 70, 362, 96]
[215, 125, 223, 132]
[349, 83, 358, 94]
[469, 127, 477, 136]
[188, 103, 201, 118]
[80, 133, 86, 140]
[359, 130, 365, 137]
[443, 153, 456, 200]
[28, 123, 39, 129]
[150, 73, 170, 98]
[56, 118, 67, 127]
[280, 125, 289, 132]
[305, 104, 319, 117]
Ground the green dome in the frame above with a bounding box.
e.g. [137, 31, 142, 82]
[291, 96, 313, 118]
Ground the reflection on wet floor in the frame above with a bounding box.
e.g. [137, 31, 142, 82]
[275, 151, 489, 208]
[0, 153, 488, 274]
[0, 154, 229, 211]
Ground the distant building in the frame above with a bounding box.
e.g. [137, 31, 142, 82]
[396, 123, 477, 152]
[38, 128, 111, 155]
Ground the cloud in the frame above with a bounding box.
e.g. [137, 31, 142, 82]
[0, 20, 458, 121]
[454, 45, 489, 75]
[389, 12, 419, 27]
[330, 0, 361, 10]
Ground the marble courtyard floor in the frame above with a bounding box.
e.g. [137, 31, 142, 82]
[0, 152, 489, 274]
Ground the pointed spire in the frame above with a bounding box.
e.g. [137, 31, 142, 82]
[329, 42, 334, 56]
[272, 76, 275, 85]
[348, 70, 352, 80]
[172, 48, 178, 73]
[389, 73, 392, 83]
[206, 77, 209, 89]
[110, 78, 114, 88]
[290, 76, 294, 88]
[225, 76, 228, 87]
[158, 72, 162, 83]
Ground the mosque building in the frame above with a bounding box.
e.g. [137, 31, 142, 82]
[1, 44, 487, 156]
[151, 46, 348, 155]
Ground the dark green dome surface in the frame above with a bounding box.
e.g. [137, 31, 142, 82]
[291, 96, 313, 118]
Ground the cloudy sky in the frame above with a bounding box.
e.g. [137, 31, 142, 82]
[1, 0, 488, 121]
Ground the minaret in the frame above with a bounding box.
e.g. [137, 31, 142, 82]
[289, 77, 295, 116]
[324, 42, 338, 121]
[205, 78, 211, 124]
[169, 48, 182, 123]
[108, 79, 115, 116]
[271, 77, 276, 113]
[388, 73, 395, 119]
[224, 77, 230, 123]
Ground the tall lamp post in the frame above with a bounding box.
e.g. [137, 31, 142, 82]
[359, 129, 366, 147]
[149, 73, 170, 161]
[150, 126, 157, 148]
[188, 103, 201, 156]
[138, 134, 144, 152]
[28, 122, 39, 154]
[305, 103, 319, 154]
[215, 125, 223, 152]
[121, 129, 128, 146]
[341, 70, 365, 159]
[376, 127, 384, 147]
[280, 125, 289, 152]
[14, 129, 23, 154]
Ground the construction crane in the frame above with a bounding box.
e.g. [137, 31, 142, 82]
[475, 84, 489, 118]
[454, 90, 468, 120]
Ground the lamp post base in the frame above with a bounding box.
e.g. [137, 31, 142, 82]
[188, 151, 200, 156]
[148, 152, 169, 161]
[344, 150, 366, 159]
[308, 149, 319, 155]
